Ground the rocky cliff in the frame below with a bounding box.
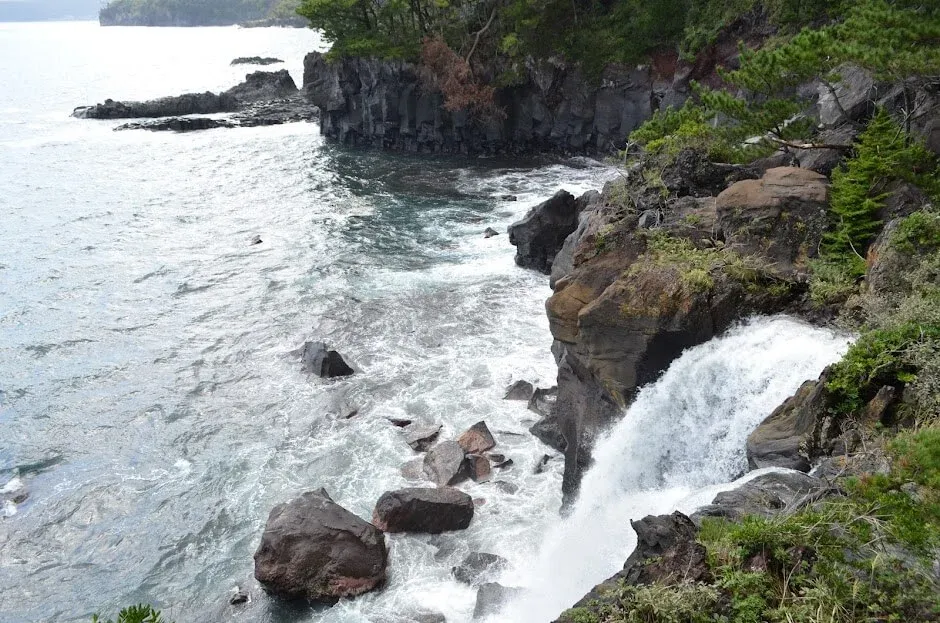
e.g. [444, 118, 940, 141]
[302, 52, 693, 156]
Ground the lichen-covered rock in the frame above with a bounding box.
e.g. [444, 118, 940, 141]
[372, 487, 474, 533]
[253, 490, 387, 602]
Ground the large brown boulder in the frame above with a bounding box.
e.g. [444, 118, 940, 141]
[457, 421, 496, 454]
[372, 487, 474, 533]
[716, 167, 830, 278]
[253, 490, 387, 602]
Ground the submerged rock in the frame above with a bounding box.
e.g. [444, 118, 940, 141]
[503, 380, 534, 401]
[253, 490, 387, 601]
[452, 552, 509, 586]
[301, 341, 354, 378]
[372, 487, 474, 533]
[483, 227, 500, 238]
[473, 582, 524, 618]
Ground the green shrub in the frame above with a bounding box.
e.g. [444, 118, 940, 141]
[92, 605, 170, 623]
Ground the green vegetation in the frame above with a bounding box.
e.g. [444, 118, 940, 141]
[632, 231, 773, 294]
[92, 604, 170, 623]
[99, 0, 296, 26]
[560, 430, 940, 623]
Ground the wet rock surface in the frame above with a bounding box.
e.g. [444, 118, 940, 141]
[452, 552, 509, 586]
[301, 341, 354, 378]
[253, 490, 387, 602]
[372, 487, 474, 533]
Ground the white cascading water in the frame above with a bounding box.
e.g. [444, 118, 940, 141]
[494, 316, 853, 622]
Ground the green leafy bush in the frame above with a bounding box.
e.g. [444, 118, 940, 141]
[92, 604, 170, 623]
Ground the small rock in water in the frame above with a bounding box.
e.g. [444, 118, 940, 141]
[457, 421, 496, 454]
[503, 380, 534, 401]
[405, 424, 442, 451]
[400, 458, 426, 481]
[372, 487, 474, 533]
[467, 454, 492, 483]
[229, 587, 250, 605]
[534, 454, 553, 474]
[499, 194, 518, 201]
[483, 227, 500, 238]
[301, 341, 354, 378]
[387, 417, 413, 428]
[494, 480, 518, 495]
[341, 407, 359, 419]
[424, 441, 469, 486]
[250, 235, 263, 245]
[452, 552, 509, 586]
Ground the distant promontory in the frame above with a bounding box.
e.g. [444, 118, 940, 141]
[98, 0, 306, 27]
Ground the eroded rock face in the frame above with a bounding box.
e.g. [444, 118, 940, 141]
[253, 490, 387, 602]
[716, 166, 830, 278]
[692, 471, 828, 521]
[303, 52, 692, 155]
[372, 487, 474, 533]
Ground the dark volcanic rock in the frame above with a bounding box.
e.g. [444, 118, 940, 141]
[692, 471, 829, 522]
[423, 440, 469, 486]
[527, 386, 558, 418]
[372, 487, 474, 533]
[457, 421, 496, 455]
[508, 190, 580, 274]
[483, 227, 500, 238]
[467, 454, 492, 483]
[73, 92, 238, 120]
[253, 490, 387, 602]
[229, 587, 250, 605]
[303, 51, 690, 155]
[452, 552, 509, 586]
[504, 380, 535, 401]
[529, 414, 566, 453]
[473, 582, 524, 618]
[74, 70, 315, 131]
[231, 56, 284, 66]
[301, 341, 354, 378]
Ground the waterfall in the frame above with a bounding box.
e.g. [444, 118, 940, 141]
[494, 315, 852, 622]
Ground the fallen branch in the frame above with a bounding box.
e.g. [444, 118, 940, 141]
[465, 8, 497, 65]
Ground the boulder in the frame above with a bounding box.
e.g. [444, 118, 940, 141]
[405, 424, 442, 451]
[661, 149, 758, 198]
[529, 414, 566, 452]
[797, 125, 857, 176]
[473, 583, 524, 618]
[229, 587, 249, 605]
[716, 167, 830, 278]
[387, 417, 413, 427]
[253, 490, 387, 601]
[226, 70, 298, 103]
[495, 480, 518, 495]
[452, 552, 509, 586]
[818, 64, 877, 128]
[467, 454, 492, 483]
[401, 458, 426, 481]
[483, 227, 500, 238]
[508, 190, 581, 274]
[301, 341, 354, 378]
[372, 487, 474, 533]
[504, 380, 535, 401]
[692, 471, 829, 522]
[457, 421, 496, 454]
[423, 441, 469, 486]
[527, 386, 558, 418]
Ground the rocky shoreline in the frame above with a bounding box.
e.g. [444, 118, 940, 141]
[72, 69, 317, 132]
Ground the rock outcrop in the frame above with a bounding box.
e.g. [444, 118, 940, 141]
[372, 487, 474, 533]
[301, 341, 355, 378]
[73, 70, 317, 131]
[253, 490, 387, 602]
[231, 57, 284, 66]
[452, 552, 509, 586]
[537, 164, 824, 504]
[509, 190, 583, 274]
[303, 52, 695, 155]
